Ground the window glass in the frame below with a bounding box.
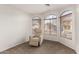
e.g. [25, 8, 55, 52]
[44, 15, 57, 35]
[32, 16, 41, 36]
[60, 11, 72, 39]
[51, 19, 57, 35]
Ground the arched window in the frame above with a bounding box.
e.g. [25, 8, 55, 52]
[44, 15, 57, 35]
[32, 16, 41, 35]
[32, 16, 41, 20]
[60, 10, 72, 39]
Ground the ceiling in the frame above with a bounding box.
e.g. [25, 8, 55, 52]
[11, 4, 73, 14]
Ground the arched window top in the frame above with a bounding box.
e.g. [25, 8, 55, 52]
[60, 10, 72, 17]
[32, 16, 41, 20]
[45, 15, 57, 20]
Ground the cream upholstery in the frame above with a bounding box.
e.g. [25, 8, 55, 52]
[29, 32, 43, 46]
[29, 36, 40, 46]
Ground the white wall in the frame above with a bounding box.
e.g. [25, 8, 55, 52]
[0, 5, 32, 52]
[75, 5, 79, 53]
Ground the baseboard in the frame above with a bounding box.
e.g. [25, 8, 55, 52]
[44, 39, 76, 53]
[44, 38, 58, 42]
[59, 41, 76, 53]
[0, 40, 25, 52]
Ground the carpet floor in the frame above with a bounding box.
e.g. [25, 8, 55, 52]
[0, 40, 76, 54]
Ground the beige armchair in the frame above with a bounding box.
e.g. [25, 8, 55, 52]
[29, 28, 43, 46]
[29, 36, 41, 46]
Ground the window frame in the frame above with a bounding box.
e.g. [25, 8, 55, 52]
[44, 14, 57, 35]
[60, 10, 72, 39]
